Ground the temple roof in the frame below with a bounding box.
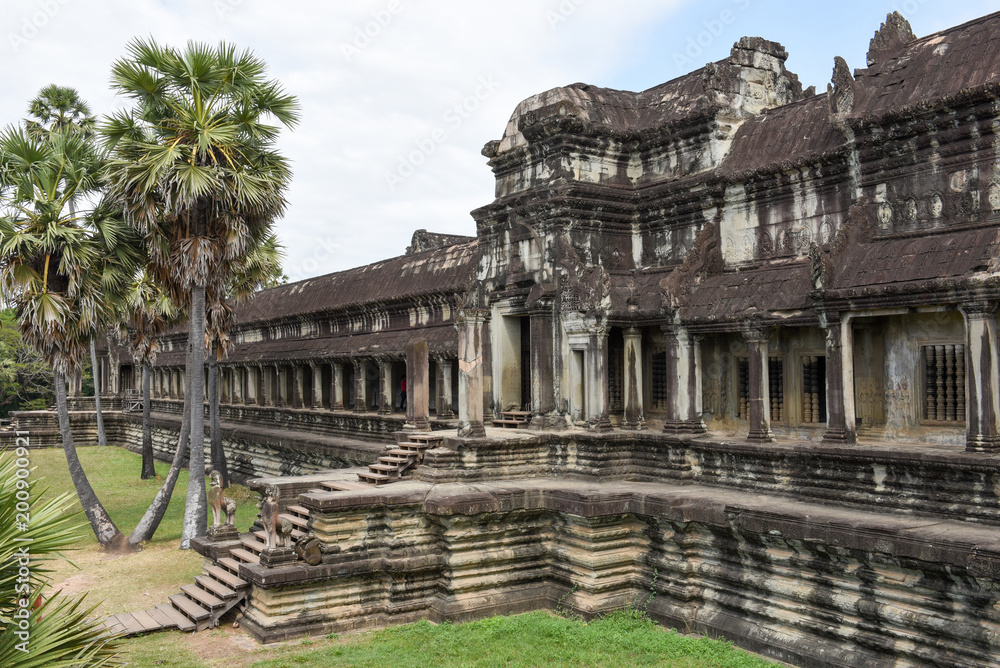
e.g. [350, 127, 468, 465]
[718, 94, 844, 178]
[233, 239, 476, 325]
[679, 261, 814, 326]
[851, 11, 1000, 119]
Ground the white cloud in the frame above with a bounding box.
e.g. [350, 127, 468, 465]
[0, 0, 985, 279]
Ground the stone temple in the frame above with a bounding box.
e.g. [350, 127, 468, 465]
[14, 10, 1000, 667]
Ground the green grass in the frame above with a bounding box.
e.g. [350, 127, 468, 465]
[251, 610, 779, 668]
[28, 444, 259, 547]
[25, 445, 782, 668]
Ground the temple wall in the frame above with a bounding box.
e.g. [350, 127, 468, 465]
[234, 479, 1000, 667]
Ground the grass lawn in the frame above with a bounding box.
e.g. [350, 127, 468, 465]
[25, 444, 783, 668]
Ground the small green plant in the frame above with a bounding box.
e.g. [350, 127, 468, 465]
[554, 582, 579, 618]
[324, 632, 339, 640]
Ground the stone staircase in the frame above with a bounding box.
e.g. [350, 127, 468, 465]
[357, 431, 443, 485]
[104, 554, 250, 635]
[104, 434, 448, 637]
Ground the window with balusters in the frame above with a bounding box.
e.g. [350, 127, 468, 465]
[921, 344, 965, 423]
[736, 356, 785, 422]
[800, 355, 826, 424]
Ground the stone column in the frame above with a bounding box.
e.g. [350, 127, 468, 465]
[743, 327, 774, 442]
[622, 327, 645, 429]
[332, 362, 344, 410]
[436, 357, 455, 419]
[291, 365, 304, 408]
[310, 363, 322, 409]
[353, 359, 368, 413]
[529, 309, 556, 425]
[406, 340, 431, 431]
[457, 309, 487, 437]
[662, 326, 707, 434]
[378, 360, 393, 415]
[229, 367, 237, 404]
[246, 366, 258, 405]
[169, 370, 177, 399]
[962, 302, 1000, 452]
[822, 313, 857, 444]
[586, 325, 613, 431]
[263, 366, 274, 406]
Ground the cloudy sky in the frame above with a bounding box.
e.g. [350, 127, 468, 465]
[2, 0, 995, 281]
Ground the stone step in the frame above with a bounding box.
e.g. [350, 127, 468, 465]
[281, 513, 309, 529]
[156, 603, 196, 632]
[387, 448, 419, 457]
[370, 463, 404, 473]
[491, 419, 522, 427]
[240, 536, 267, 554]
[286, 504, 310, 518]
[358, 471, 391, 485]
[181, 584, 224, 610]
[195, 575, 236, 600]
[380, 455, 414, 464]
[169, 594, 210, 622]
[406, 433, 445, 444]
[230, 548, 261, 565]
[320, 480, 370, 492]
[217, 557, 245, 578]
[205, 565, 247, 590]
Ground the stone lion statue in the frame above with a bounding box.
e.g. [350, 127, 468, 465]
[208, 470, 236, 528]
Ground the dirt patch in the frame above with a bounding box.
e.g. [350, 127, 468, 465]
[50, 573, 97, 596]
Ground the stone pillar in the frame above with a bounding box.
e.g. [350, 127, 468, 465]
[436, 358, 455, 419]
[586, 326, 613, 431]
[229, 367, 237, 404]
[378, 360, 393, 415]
[263, 366, 275, 406]
[622, 327, 645, 429]
[168, 370, 176, 399]
[662, 326, 707, 434]
[457, 309, 487, 438]
[406, 340, 431, 431]
[529, 310, 556, 425]
[310, 363, 322, 409]
[743, 327, 774, 442]
[822, 313, 857, 444]
[353, 359, 368, 413]
[332, 362, 344, 410]
[962, 302, 1000, 452]
[292, 365, 304, 408]
[247, 366, 258, 405]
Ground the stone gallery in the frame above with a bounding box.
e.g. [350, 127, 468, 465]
[24, 10, 1000, 667]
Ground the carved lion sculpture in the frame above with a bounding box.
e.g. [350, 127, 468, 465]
[208, 470, 237, 528]
[259, 484, 281, 549]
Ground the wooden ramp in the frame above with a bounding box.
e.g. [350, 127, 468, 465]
[104, 548, 252, 637]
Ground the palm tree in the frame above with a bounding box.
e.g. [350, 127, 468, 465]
[103, 38, 299, 548]
[0, 451, 123, 666]
[25, 83, 97, 140]
[0, 123, 131, 551]
[25, 85, 108, 446]
[117, 268, 178, 479]
[206, 233, 284, 489]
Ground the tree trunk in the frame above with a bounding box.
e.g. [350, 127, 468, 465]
[90, 339, 106, 446]
[128, 378, 191, 545]
[209, 341, 229, 487]
[181, 285, 208, 549]
[54, 367, 126, 550]
[140, 361, 154, 479]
